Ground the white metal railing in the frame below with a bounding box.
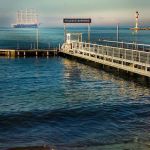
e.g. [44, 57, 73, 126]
[69, 42, 150, 65]
[99, 40, 150, 52]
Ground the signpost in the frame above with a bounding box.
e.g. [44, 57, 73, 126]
[63, 18, 92, 43]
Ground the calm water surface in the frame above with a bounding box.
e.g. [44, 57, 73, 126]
[0, 27, 150, 49]
[0, 57, 150, 150]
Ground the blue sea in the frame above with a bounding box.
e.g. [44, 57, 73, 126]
[0, 26, 150, 49]
[0, 27, 150, 150]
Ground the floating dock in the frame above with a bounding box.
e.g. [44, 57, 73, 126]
[60, 37, 150, 78]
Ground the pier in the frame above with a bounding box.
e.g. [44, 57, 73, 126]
[60, 40, 150, 78]
[0, 49, 58, 57]
[60, 17, 150, 79]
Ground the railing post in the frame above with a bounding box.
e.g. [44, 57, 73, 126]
[106, 47, 108, 56]
[139, 51, 141, 63]
[98, 46, 100, 54]
[132, 50, 134, 70]
[122, 51, 123, 66]
[112, 47, 114, 62]
[148, 53, 150, 64]
[102, 46, 105, 61]
[122, 42, 123, 48]
[146, 53, 149, 72]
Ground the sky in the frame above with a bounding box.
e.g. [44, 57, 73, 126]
[0, 0, 149, 27]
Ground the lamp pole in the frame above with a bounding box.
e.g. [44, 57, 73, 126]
[88, 23, 91, 43]
[36, 27, 39, 50]
[36, 13, 39, 50]
[117, 23, 119, 42]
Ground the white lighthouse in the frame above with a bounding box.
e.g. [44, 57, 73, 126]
[135, 11, 139, 29]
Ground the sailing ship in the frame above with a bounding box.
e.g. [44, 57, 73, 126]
[12, 9, 39, 28]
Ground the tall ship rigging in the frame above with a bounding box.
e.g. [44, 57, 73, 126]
[12, 9, 39, 28]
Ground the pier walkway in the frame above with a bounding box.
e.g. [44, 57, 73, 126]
[0, 49, 58, 57]
[61, 42, 150, 77]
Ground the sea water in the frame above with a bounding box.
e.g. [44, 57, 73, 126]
[0, 27, 150, 150]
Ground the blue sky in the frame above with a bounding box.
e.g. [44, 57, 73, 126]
[0, 0, 149, 27]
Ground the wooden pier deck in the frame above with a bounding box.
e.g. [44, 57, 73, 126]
[0, 49, 58, 57]
[60, 42, 150, 78]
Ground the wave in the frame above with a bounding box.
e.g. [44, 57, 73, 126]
[0, 103, 150, 129]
